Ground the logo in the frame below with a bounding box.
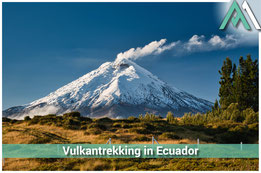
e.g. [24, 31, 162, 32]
[220, 0, 261, 30]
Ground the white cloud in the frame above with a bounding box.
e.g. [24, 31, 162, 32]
[208, 35, 238, 48]
[115, 39, 177, 62]
[208, 35, 226, 47]
[14, 105, 60, 120]
[114, 34, 240, 62]
[181, 34, 239, 53]
[155, 41, 179, 54]
[186, 35, 205, 50]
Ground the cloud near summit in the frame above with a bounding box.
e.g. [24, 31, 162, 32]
[115, 39, 177, 62]
[115, 34, 240, 61]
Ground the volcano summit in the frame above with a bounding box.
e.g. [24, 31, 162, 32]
[3, 58, 213, 119]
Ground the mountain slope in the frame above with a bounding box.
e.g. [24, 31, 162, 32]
[3, 58, 213, 119]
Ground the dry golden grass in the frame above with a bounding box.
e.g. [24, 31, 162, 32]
[2, 120, 258, 171]
[3, 122, 208, 145]
[3, 158, 40, 171]
[3, 158, 258, 171]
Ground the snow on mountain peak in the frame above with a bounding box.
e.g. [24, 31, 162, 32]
[3, 57, 213, 119]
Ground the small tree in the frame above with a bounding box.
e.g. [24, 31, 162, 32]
[24, 116, 31, 121]
[128, 116, 136, 121]
[221, 103, 244, 122]
[166, 111, 174, 123]
[212, 99, 221, 116]
[144, 112, 150, 121]
[138, 114, 143, 120]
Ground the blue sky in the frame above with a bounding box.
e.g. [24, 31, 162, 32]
[3, 2, 259, 109]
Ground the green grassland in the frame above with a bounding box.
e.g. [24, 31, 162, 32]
[3, 54, 258, 170]
[2, 111, 259, 171]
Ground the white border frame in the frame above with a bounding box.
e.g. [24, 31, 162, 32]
[0, 0, 259, 172]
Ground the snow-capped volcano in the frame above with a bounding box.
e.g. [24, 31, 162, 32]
[3, 58, 213, 119]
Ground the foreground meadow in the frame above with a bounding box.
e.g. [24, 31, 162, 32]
[2, 112, 258, 171]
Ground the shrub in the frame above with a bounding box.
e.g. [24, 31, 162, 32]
[139, 113, 159, 121]
[63, 112, 81, 118]
[166, 111, 174, 123]
[62, 118, 81, 130]
[134, 135, 150, 141]
[128, 116, 138, 121]
[180, 112, 193, 125]
[221, 103, 244, 122]
[112, 122, 122, 128]
[159, 132, 181, 139]
[24, 116, 31, 121]
[248, 123, 258, 131]
[28, 116, 44, 125]
[243, 108, 258, 124]
[28, 114, 62, 126]
[122, 123, 131, 129]
[80, 124, 88, 130]
[2, 117, 12, 122]
[96, 117, 113, 123]
[30, 136, 51, 144]
[88, 123, 107, 131]
[80, 116, 92, 122]
[228, 125, 247, 133]
[138, 122, 155, 131]
[128, 127, 150, 134]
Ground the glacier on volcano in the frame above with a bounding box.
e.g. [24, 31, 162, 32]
[3, 58, 213, 119]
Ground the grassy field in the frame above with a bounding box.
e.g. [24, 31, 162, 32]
[2, 114, 259, 171]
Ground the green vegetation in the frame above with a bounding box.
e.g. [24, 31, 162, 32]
[166, 111, 178, 124]
[180, 103, 258, 126]
[219, 55, 258, 111]
[177, 55, 258, 131]
[3, 109, 258, 144]
[23, 112, 92, 130]
[2, 55, 259, 171]
[2, 113, 259, 170]
[138, 112, 162, 121]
